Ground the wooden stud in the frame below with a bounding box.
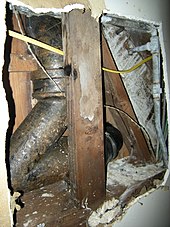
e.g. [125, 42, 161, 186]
[63, 10, 105, 208]
[9, 72, 32, 131]
[8, 14, 37, 131]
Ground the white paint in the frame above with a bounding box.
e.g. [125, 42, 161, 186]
[8, 0, 106, 20]
[111, 182, 170, 227]
[103, 1, 170, 226]
[41, 193, 54, 198]
[79, 61, 98, 121]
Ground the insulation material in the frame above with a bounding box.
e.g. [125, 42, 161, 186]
[107, 158, 163, 188]
[0, 1, 13, 226]
[88, 157, 164, 226]
[103, 22, 157, 150]
[7, 0, 106, 19]
[88, 197, 121, 226]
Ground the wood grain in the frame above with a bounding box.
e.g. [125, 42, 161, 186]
[9, 14, 37, 131]
[63, 10, 105, 208]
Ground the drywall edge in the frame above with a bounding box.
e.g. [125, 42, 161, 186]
[7, 0, 84, 14]
[7, 0, 106, 20]
[0, 1, 13, 226]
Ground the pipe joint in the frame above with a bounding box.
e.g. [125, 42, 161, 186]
[150, 35, 160, 54]
[32, 69, 67, 99]
[129, 32, 160, 54]
[153, 83, 162, 99]
[129, 42, 151, 54]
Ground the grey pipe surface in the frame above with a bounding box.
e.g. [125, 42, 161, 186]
[129, 29, 168, 167]
[151, 36, 168, 167]
[10, 15, 68, 191]
[12, 136, 68, 192]
[10, 97, 67, 189]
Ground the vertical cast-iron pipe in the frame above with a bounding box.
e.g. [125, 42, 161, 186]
[10, 15, 67, 191]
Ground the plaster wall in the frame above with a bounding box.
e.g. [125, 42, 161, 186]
[104, 1, 170, 226]
[0, 1, 13, 226]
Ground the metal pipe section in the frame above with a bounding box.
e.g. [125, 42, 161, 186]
[10, 15, 68, 191]
[129, 29, 168, 167]
[105, 122, 123, 165]
[13, 137, 69, 192]
[151, 29, 168, 167]
[10, 98, 67, 190]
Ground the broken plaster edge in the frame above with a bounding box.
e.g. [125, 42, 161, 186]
[7, 0, 106, 20]
[88, 182, 168, 227]
[0, 0, 13, 226]
[7, 0, 85, 14]
[102, 9, 161, 26]
[97, 10, 170, 226]
[110, 185, 165, 226]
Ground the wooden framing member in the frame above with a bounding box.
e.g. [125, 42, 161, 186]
[63, 10, 105, 208]
[8, 15, 37, 132]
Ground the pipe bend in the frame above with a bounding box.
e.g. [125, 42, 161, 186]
[10, 15, 67, 191]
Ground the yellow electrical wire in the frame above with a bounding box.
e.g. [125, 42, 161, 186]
[8, 30, 64, 56]
[8, 30, 152, 74]
[102, 55, 152, 74]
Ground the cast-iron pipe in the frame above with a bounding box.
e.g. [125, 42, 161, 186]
[10, 15, 67, 191]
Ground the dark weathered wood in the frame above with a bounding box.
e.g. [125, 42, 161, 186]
[9, 72, 32, 131]
[10, 15, 37, 72]
[9, 54, 37, 72]
[63, 10, 105, 208]
[102, 35, 155, 163]
[16, 181, 91, 227]
[9, 15, 36, 131]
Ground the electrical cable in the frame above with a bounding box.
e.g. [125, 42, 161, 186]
[8, 30, 153, 75]
[12, 11, 65, 96]
[102, 55, 152, 74]
[105, 105, 154, 154]
[8, 30, 64, 56]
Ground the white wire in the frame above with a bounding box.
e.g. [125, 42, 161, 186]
[13, 9, 65, 96]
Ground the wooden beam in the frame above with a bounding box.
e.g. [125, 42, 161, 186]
[9, 15, 37, 72]
[8, 15, 34, 131]
[9, 72, 32, 131]
[9, 54, 37, 72]
[63, 10, 105, 208]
